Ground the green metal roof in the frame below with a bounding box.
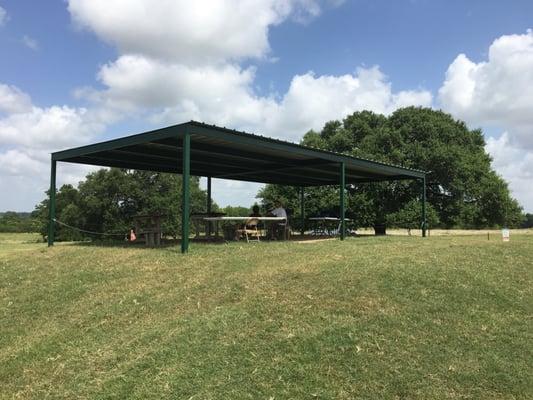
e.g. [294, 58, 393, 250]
[52, 121, 425, 186]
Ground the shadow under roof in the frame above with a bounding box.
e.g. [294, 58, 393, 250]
[52, 121, 425, 186]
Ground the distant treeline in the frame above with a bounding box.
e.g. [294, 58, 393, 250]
[0, 212, 40, 232]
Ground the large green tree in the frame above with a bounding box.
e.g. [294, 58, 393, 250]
[259, 107, 523, 230]
[34, 168, 210, 241]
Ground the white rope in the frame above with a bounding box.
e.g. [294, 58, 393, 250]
[53, 218, 126, 237]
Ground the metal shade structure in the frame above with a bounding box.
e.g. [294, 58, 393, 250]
[48, 121, 427, 252]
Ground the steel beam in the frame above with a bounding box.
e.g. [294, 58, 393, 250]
[422, 176, 427, 238]
[207, 176, 212, 236]
[340, 162, 346, 240]
[181, 132, 191, 253]
[48, 159, 56, 247]
[300, 186, 305, 236]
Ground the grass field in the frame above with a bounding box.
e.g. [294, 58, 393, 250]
[0, 232, 532, 399]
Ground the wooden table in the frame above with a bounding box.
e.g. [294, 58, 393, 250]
[133, 214, 164, 246]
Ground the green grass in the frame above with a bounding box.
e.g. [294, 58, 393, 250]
[1, 233, 531, 399]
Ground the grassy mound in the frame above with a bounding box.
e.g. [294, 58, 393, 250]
[1, 233, 531, 399]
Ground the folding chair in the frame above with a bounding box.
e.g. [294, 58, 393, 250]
[235, 218, 261, 243]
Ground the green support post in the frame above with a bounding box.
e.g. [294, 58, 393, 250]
[48, 158, 57, 247]
[422, 176, 427, 238]
[181, 133, 191, 253]
[300, 186, 305, 236]
[206, 176, 212, 236]
[340, 162, 346, 240]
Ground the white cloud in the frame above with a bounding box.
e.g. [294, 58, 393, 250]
[22, 35, 39, 50]
[96, 55, 261, 111]
[67, 0, 333, 64]
[0, 104, 104, 149]
[0, 149, 43, 176]
[267, 67, 431, 138]
[439, 29, 533, 150]
[0, 83, 110, 210]
[486, 133, 533, 212]
[0, 157, 99, 211]
[81, 55, 431, 142]
[69, 0, 430, 143]
[0, 84, 33, 114]
[0, 6, 7, 26]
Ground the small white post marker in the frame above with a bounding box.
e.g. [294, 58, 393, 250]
[502, 228, 510, 242]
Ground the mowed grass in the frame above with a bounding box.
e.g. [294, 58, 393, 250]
[0, 233, 531, 399]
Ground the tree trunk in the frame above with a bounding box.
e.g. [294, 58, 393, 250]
[374, 223, 386, 236]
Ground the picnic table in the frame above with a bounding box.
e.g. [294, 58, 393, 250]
[308, 217, 351, 236]
[190, 212, 226, 238]
[203, 216, 287, 240]
[133, 214, 164, 246]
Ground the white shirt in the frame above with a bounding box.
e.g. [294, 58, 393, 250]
[271, 207, 287, 219]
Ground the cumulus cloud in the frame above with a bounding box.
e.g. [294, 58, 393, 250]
[80, 55, 431, 141]
[267, 67, 431, 138]
[439, 29, 533, 149]
[67, 0, 336, 64]
[0, 105, 104, 149]
[0, 84, 33, 114]
[0, 83, 109, 210]
[486, 133, 533, 212]
[0, 149, 43, 176]
[68, 0, 430, 143]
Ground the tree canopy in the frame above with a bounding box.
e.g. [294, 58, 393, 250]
[521, 213, 533, 228]
[259, 107, 523, 230]
[34, 168, 210, 241]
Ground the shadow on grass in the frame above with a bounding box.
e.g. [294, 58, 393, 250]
[60, 232, 374, 250]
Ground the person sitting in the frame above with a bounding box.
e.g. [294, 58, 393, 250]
[269, 201, 287, 219]
[267, 200, 287, 239]
[235, 205, 263, 240]
[249, 204, 262, 218]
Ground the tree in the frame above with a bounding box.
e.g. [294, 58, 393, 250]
[385, 108, 522, 228]
[220, 205, 253, 217]
[34, 168, 210, 241]
[258, 107, 523, 231]
[387, 200, 439, 235]
[521, 213, 533, 228]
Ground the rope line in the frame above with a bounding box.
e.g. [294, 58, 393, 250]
[53, 219, 126, 237]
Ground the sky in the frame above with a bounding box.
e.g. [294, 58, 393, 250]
[1, 0, 532, 212]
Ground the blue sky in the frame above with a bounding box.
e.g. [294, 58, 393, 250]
[264, 0, 533, 93]
[1, 0, 532, 212]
